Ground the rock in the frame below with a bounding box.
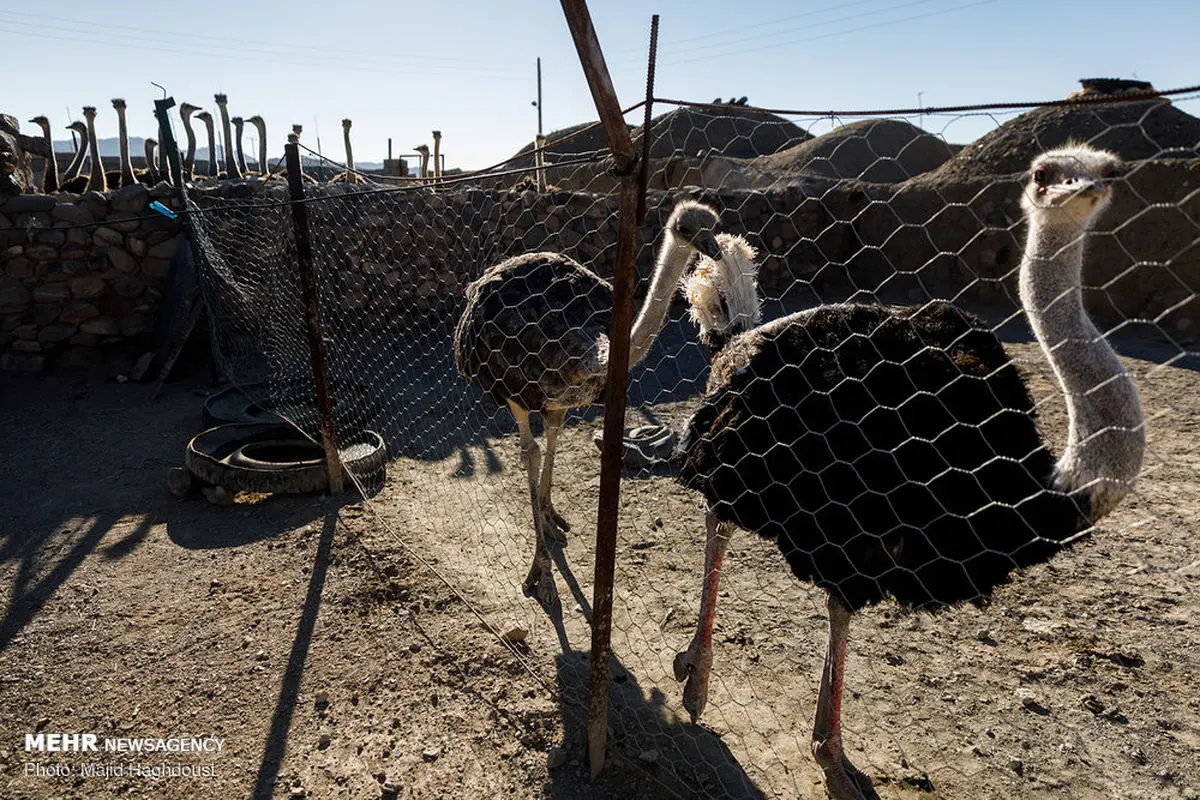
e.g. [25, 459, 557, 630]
[91, 227, 123, 247]
[127, 237, 147, 257]
[1015, 687, 1051, 716]
[0, 351, 44, 371]
[148, 235, 183, 259]
[83, 191, 108, 217]
[0, 284, 31, 312]
[38, 323, 76, 343]
[1009, 757, 1024, 776]
[166, 467, 195, 499]
[5, 257, 32, 279]
[69, 275, 106, 299]
[32, 283, 70, 303]
[314, 691, 330, 706]
[202, 486, 235, 505]
[120, 313, 150, 336]
[501, 627, 528, 645]
[317, 731, 331, 749]
[547, 747, 568, 769]
[70, 333, 98, 347]
[11, 339, 41, 353]
[81, 317, 119, 336]
[638, 748, 659, 765]
[59, 302, 100, 324]
[421, 746, 440, 762]
[2, 194, 56, 214]
[380, 781, 401, 798]
[51, 203, 93, 224]
[111, 276, 145, 297]
[13, 324, 37, 340]
[105, 211, 142, 233]
[110, 183, 149, 213]
[24, 244, 59, 261]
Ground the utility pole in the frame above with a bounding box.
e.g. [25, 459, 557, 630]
[534, 57, 543, 136]
[917, 90, 925, 130]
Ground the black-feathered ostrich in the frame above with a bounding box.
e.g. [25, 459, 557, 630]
[454, 200, 760, 608]
[672, 144, 1144, 800]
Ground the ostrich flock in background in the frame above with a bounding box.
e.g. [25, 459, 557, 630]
[22, 93, 445, 194]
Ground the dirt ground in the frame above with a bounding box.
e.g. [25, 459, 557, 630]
[0, 328, 1197, 800]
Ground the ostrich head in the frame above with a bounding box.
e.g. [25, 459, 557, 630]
[665, 199, 723, 261]
[342, 118, 352, 130]
[111, 98, 127, 111]
[214, 93, 228, 107]
[246, 115, 264, 126]
[683, 233, 762, 351]
[1021, 142, 1120, 228]
[196, 111, 213, 125]
[180, 102, 200, 120]
[414, 144, 430, 155]
[28, 115, 49, 129]
[81, 106, 97, 119]
[66, 121, 87, 136]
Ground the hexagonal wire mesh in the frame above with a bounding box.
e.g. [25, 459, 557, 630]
[187, 89, 1199, 799]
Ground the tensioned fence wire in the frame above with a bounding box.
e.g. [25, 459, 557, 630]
[187, 87, 1198, 799]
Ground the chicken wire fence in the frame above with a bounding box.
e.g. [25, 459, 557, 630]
[185, 90, 1199, 799]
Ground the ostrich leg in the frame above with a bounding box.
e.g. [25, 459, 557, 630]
[537, 407, 571, 541]
[673, 511, 731, 721]
[508, 402, 558, 610]
[813, 594, 876, 800]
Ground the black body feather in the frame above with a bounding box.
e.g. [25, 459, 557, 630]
[679, 301, 1090, 611]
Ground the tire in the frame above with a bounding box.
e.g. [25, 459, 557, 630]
[591, 424, 678, 470]
[202, 384, 286, 427]
[185, 422, 387, 495]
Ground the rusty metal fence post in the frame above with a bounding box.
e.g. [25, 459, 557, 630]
[558, 0, 652, 779]
[284, 135, 345, 494]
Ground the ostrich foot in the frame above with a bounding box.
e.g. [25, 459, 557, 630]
[522, 562, 559, 611]
[539, 502, 570, 543]
[813, 740, 877, 800]
[672, 641, 711, 722]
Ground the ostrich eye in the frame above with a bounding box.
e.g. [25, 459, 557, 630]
[1032, 168, 1047, 185]
[678, 225, 693, 236]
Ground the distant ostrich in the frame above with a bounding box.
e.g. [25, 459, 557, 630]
[246, 115, 268, 176]
[287, 124, 318, 184]
[111, 98, 137, 187]
[58, 121, 91, 193]
[672, 144, 1144, 800]
[81, 106, 107, 192]
[156, 123, 170, 182]
[414, 144, 430, 183]
[179, 102, 201, 180]
[195, 111, 218, 178]
[27, 116, 59, 193]
[231, 116, 249, 176]
[214, 93, 242, 178]
[142, 138, 160, 185]
[431, 130, 443, 184]
[454, 200, 742, 607]
[329, 118, 359, 184]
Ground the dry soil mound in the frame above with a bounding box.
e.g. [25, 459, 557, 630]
[634, 106, 810, 160]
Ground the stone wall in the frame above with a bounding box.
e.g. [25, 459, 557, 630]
[3, 164, 1196, 374]
[0, 182, 184, 372]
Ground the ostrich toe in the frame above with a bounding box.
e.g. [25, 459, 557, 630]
[814, 741, 877, 800]
[522, 562, 559, 611]
[672, 642, 711, 721]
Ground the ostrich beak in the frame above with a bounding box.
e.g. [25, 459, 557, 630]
[696, 233, 723, 261]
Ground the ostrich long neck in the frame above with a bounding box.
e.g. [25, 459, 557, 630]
[64, 130, 88, 179]
[626, 230, 697, 368]
[37, 123, 59, 191]
[218, 105, 240, 177]
[116, 106, 134, 186]
[144, 140, 157, 181]
[343, 126, 357, 184]
[253, 121, 267, 175]
[1018, 216, 1145, 518]
[85, 116, 105, 191]
[233, 121, 248, 175]
[202, 119, 217, 177]
[181, 114, 196, 176]
[157, 125, 169, 178]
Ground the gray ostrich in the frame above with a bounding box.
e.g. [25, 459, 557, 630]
[246, 115, 269, 176]
[214, 94, 242, 179]
[27, 116, 59, 193]
[673, 144, 1144, 800]
[58, 121, 91, 193]
[454, 201, 760, 607]
[81, 106, 106, 192]
[179, 102, 202, 180]
[195, 110, 218, 178]
[110, 98, 136, 188]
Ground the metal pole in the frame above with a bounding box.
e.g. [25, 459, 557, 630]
[559, 0, 642, 780]
[636, 16, 659, 225]
[285, 135, 345, 494]
[536, 57, 544, 136]
[153, 98, 186, 192]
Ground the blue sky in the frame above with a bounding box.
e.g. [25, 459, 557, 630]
[2, 0, 1198, 168]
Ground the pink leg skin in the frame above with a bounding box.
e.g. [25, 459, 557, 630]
[674, 511, 730, 722]
[812, 593, 875, 800]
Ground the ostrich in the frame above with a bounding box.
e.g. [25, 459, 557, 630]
[156, 123, 170, 183]
[431, 130, 443, 185]
[671, 144, 1144, 800]
[246, 115, 268, 176]
[454, 200, 746, 608]
[27, 116, 59, 193]
[214, 93, 241, 178]
[329, 118, 359, 184]
[287, 124, 318, 184]
[110, 98, 137, 187]
[231, 116, 249, 176]
[58, 121, 91, 193]
[195, 111, 218, 178]
[414, 144, 430, 183]
[142, 138, 159, 185]
[682, 233, 761, 354]
[179, 102, 201, 180]
[81, 106, 107, 192]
